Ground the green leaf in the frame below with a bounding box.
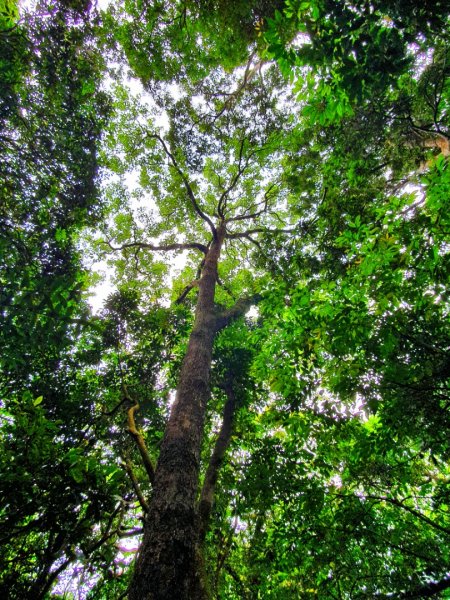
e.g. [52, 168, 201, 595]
[33, 396, 43, 407]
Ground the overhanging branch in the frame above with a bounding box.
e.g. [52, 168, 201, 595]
[365, 494, 450, 536]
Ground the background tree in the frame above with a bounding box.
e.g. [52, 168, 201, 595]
[0, 2, 138, 597]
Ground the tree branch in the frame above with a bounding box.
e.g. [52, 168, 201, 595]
[148, 133, 217, 237]
[102, 396, 128, 417]
[123, 458, 149, 513]
[217, 275, 236, 300]
[105, 239, 208, 254]
[230, 233, 284, 276]
[175, 279, 200, 304]
[198, 384, 237, 540]
[209, 50, 266, 122]
[375, 574, 450, 599]
[123, 385, 155, 485]
[225, 182, 277, 223]
[225, 225, 296, 240]
[118, 527, 144, 538]
[84, 504, 124, 555]
[218, 137, 249, 218]
[365, 494, 450, 536]
[215, 293, 262, 331]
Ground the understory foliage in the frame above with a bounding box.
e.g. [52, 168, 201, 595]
[0, 0, 449, 598]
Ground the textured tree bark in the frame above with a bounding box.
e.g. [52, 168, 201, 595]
[128, 224, 226, 600]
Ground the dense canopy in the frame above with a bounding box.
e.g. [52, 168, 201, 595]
[0, 0, 449, 599]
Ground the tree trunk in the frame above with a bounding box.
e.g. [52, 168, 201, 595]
[128, 224, 225, 600]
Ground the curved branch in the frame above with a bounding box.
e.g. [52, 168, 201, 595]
[127, 404, 155, 485]
[123, 385, 155, 485]
[148, 133, 217, 237]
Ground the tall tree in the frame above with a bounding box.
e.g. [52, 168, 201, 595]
[96, 63, 298, 598]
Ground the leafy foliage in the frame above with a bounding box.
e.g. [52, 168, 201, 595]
[1, 0, 449, 598]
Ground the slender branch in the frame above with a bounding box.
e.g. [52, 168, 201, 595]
[105, 239, 208, 254]
[198, 384, 237, 540]
[102, 397, 127, 417]
[217, 275, 236, 300]
[225, 225, 296, 239]
[231, 232, 285, 276]
[175, 250, 209, 305]
[123, 385, 155, 485]
[85, 504, 124, 555]
[34, 557, 73, 599]
[209, 51, 266, 122]
[225, 206, 267, 224]
[148, 133, 217, 237]
[175, 279, 200, 304]
[365, 494, 450, 536]
[218, 137, 249, 217]
[118, 527, 144, 538]
[225, 183, 277, 223]
[214, 524, 239, 594]
[123, 458, 149, 513]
